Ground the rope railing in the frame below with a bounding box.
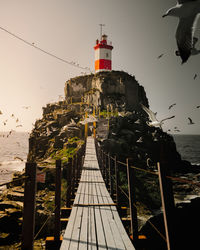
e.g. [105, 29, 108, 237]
[94, 139, 199, 250]
[0, 176, 29, 187]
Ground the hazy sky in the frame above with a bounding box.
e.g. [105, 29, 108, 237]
[0, 0, 199, 134]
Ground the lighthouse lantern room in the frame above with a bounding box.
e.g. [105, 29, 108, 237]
[94, 34, 113, 73]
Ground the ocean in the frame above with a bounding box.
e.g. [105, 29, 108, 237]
[172, 134, 200, 166]
[0, 131, 29, 191]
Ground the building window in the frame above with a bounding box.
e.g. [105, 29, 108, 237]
[106, 53, 109, 58]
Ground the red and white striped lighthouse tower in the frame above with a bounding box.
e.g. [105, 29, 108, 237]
[94, 34, 113, 73]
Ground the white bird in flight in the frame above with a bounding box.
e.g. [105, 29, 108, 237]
[163, 0, 200, 63]
[141, 104, 175, 128]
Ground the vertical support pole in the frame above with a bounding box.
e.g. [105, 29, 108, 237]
[126, 159, 138, 242]
[54, 160, 61, 242]
[71, 157, 75, 198]
[101, 150, 104, 174]
[22, 162, 37, 250]
[66, 158, 72, 207]
[85, 111, 88, 139]
[157, 161, 175, 250]
[105, 154, 108, 187]
[108, 154, 113, 196]
[114, 156, 119, 208]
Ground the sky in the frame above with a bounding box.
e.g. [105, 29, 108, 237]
[0, 0, 199, 134]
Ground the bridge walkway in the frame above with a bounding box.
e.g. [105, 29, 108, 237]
[60, 136, 135, 250]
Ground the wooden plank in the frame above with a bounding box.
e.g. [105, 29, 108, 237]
[92, 170, 108, 250]
[88, 170, 97, 250]
[79, 169, 89, 250]
[60, 172, 84, 249]
[68, 180, 85, 249]
[95, 177, 116, 249]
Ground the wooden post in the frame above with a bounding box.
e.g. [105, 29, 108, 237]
[157, 161, 175, 250]
[114, 156, 119, 208]
[126, 159, 138, 242]
[108, 154, 113, 197]
[54, 160, 61, 242]
[71, 157, 75, 197]
[66, 158, 72, 207]
[22, 162, 37, 250]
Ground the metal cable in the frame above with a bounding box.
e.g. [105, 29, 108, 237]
[0, 25, 91, 72]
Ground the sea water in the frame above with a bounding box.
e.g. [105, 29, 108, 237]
[173, 134, 200, 166]
[0, 131, 29, 191]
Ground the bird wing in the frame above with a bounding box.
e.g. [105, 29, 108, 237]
[141, 104, 158, 122]
[178, 0, 198, 4]
[160, 115, 175, 123]
[193, 36, 198, 46]
[176, 14, 199, 63]
[188, 117, 193, 123]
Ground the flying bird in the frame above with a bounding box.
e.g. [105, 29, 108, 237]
[22, 106, 31, 109]
[14, 156, 24, 161]
[141, 104, 175, 128]
[16, 125, 23, 127]
[7, 130, 14, 137]
[197, 105, 200, 108]
[163, 0, 200, 63]
[168, 103, 176, 109]
[157, 53, 164, 59]
[193, 73, 197, 80]
[188, 117, 195, 125]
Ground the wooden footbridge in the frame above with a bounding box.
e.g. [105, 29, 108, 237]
[60, 137, 135, 249]
[20, 133, 199, 250]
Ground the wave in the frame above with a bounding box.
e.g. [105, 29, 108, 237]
[0, 160, 25, 166]
[191, 163, 200, 166]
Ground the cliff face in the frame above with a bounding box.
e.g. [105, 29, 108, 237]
[64, 71, 149, 111]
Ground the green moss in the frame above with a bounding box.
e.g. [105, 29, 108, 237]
[50, 137, 84, 164]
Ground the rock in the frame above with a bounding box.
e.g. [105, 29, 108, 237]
[140, 197, 200, 249]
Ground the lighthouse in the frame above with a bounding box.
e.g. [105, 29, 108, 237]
[94, 34, 113, 73]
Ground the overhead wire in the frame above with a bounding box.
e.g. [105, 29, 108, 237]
[0, 25, 92, 72]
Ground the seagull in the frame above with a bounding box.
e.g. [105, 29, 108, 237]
[157, 53, 164, 59]
[141, 104, 175, 128]
[14, 156, 24, 161]
[168, 103, 176, 109]
[188, 117, 195, 124]
[16, 124, 23, 127]
[193, 73, 197, 80]
[22, 106, 30, 109]
[163, 0, 200, 63]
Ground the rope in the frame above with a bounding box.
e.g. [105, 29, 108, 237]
[147, 220, 167, 242]
[130, 166, 158, 176]
[34, 205, 58, 240]
[117, 160, 127, 167]
[166, 175, 200, 187]
[0, 176, 29, 187]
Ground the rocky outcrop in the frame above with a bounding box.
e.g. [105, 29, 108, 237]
[65, 71, 149, 111]
[140, 197, 200, 250]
